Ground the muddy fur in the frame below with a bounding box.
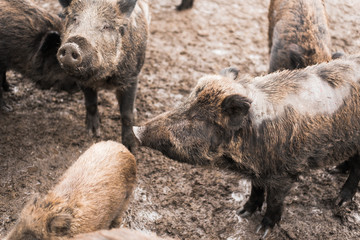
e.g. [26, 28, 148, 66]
[70, 227, 174, 240]
[57, 0, 150, 151]
[5, 141, 137, 240]
[268, 0, 332, 72]
[0, 0, 78, 109]
[135, 55, 360, 234]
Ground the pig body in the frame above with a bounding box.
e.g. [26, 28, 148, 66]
[135, 55, 360, 237]
[71, 228, 174, 240]
[268, 0, 332, 73]
[5, 141, 137, 240]
[0, 0, 78, 111]
[57, 0, 150, 151]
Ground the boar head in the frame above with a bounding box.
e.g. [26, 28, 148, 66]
[5, 195, 73, 240]
[57, 0, 138, 82]
[134, 68, 251, 167]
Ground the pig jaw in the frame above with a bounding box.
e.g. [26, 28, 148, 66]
[133, 125, 216, 166]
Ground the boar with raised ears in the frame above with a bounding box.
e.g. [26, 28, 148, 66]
[176, 0, 194, 11]
[0, 0, 79, 111]
[134, 55, 360, 238]
[70, 227, 174, 240]
[268, 0, 334, 73]
[57, 0, 150, 151]
[5, 141, 137, 240]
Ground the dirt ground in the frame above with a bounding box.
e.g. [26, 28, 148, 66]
[1, 0, 360, 239]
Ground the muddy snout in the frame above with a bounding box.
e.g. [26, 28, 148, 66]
[57, 42, 82, 68]
[57, 36, 97, 75]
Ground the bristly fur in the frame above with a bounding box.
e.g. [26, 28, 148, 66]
[268, 0, 332, 73]
[136, 54, 360, 232]
[5, 141, 137, 240]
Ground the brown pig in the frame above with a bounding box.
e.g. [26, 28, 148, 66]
[70, 227, 174, 240]
[0, 0, 78, 111]
[268, 0, 333, 73]
[134, 55, 360, 238]
[56, 0, 150, 151]
[5, 141, 137, 240]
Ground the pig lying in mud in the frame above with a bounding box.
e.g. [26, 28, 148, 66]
[71, 227, 173, 240]
[5, 141, 137, 240]
[0, 0, 78, 111]
[57, 0, 150, 151]
[176, 0, 194, 11]
[268, 0, 333, 73]
[134, 55, 360, 238]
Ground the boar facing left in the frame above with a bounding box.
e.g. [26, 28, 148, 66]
[134, 55, 360, 238]
[57, 0, 150, 151]
[0, 0, 79, 111]
[5, 141, 137, 240]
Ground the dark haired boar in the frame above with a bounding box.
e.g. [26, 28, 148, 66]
[57, 0, 150, 151]
[0, 0, 78, 111]
[5, 141, 137, 240]
[268, 0, 333, 73]
[134, 55, 360, 238]
[71, 227, 174, 240]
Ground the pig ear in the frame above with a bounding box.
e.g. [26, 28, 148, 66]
[118, 0, 137, 17]
[47, 214, 72, 236]
[38, 31, 61, 55]
[58, 0, 72, 8]
[221, 94, 251, 129]
[219, 67, 239, 80]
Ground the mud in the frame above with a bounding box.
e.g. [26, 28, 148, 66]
[1, 0, 360, 239]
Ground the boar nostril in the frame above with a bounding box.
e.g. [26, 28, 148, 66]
[72, 52, 79, 59]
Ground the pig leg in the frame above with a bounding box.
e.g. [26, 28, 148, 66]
[338, 154, 360, 206]
[238, 181, 264, 217]
[176, 0, 194, 11]
[116, 80, 138, 152]
[257, 181, 292, 239]
[81, 86, 100, 137]
[0, 70, 12, 112]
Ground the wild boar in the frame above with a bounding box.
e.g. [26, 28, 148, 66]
[5, 141, 137, 240]
[268, 0, 332, 73]
[0, 0, 78, 111]
[176, 0, 194, 11]
[70, 227, 174, 240]
[134, 55, 360, 238]
[56, 0, 150, 151]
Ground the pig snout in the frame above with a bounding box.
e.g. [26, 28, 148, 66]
[133, 126, 146, 145]
[58, 43, 82, 68]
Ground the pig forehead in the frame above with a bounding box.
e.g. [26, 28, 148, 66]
[70, 0, 119, 16]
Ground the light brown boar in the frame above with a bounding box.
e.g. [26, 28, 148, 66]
[56, 0, 150, 151]
[268, 0, 332, 73]
[70, 228, 174, 240]
[134, 55, 360, 238]
[5, 141, 137, 240]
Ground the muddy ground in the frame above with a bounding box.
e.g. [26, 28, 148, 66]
[1, 0, 360, 239]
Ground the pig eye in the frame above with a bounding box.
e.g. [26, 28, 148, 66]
[102, 24, 115, 31]
[119, 25, 127, 36]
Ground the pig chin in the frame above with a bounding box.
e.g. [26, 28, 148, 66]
[133, 126, 212, 165]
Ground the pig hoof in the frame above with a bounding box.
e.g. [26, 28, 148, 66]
[256, 217, 274, 239]
[337, 192, 353, 207]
